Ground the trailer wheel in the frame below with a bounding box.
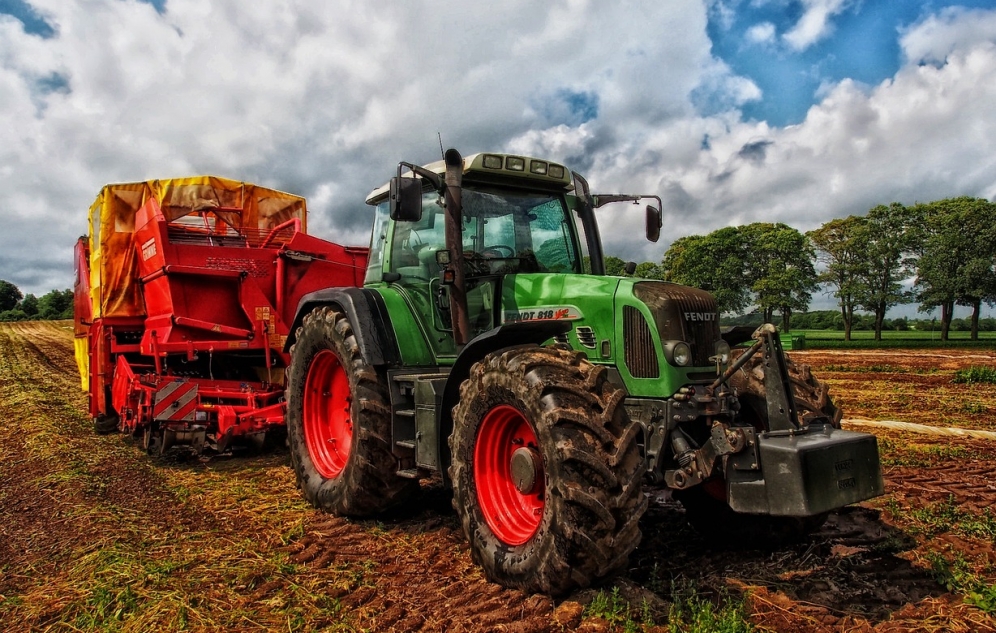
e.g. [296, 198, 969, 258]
[93, 413, 119, 435]
[286, 306, 416, 516]
[449, 346, 646, 595]
[676, 350, 840, 542]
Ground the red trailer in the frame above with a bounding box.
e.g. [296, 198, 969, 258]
[74, 177, 366, 453]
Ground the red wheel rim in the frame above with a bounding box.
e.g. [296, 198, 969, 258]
[474, 404, 544, 546]
[302, 349, 352, 478]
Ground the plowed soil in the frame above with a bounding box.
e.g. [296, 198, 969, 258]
[1, 322, 994, 632]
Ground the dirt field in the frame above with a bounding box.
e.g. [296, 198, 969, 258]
[1, 321, 994, 632]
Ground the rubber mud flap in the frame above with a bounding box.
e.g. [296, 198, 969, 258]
[728, 427, 885, 516]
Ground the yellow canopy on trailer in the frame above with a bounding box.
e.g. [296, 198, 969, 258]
[87, 176, 308, 319]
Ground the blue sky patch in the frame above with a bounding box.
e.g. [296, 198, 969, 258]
[0, 0, 55, 37]
[37, 72, 70, 94]
[141, 0, 166, 15]
[536, 88, 600, 127]
[707, 0, 996, 126]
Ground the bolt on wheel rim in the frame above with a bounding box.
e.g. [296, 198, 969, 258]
[303, 349, 352, 478]
[474, 404, 544, 546]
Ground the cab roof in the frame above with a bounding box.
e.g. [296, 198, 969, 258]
[365, 152, 574, 204]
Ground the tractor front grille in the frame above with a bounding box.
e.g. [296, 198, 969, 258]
[624, 305, 659, 378]
[633, 282, 720, 368]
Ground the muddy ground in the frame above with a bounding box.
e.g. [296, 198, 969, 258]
[1, 321, 994, 632]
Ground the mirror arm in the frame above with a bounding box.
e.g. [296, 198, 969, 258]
[593, 194, 662, 210]
[399, 162, 444, 193]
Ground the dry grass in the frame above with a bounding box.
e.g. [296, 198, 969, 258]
[2, 325, 995, 632]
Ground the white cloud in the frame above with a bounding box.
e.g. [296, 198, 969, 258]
[746, 21, 776, 45]
[0, 0, 722, 293]
[0, 0, 994, 309]
[900, 6, 996, 65]
[782, 0, 850, 51]
[508, 6, 996, 266]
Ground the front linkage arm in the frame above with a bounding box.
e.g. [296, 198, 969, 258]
[665, 324, 800, 490]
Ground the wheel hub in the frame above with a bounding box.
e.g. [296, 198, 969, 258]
[510, 446, 541, 494]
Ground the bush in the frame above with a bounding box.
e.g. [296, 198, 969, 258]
[0, 309, 30, 322]
[953, 366, 996, 385]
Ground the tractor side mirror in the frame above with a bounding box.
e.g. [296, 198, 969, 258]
[390, 176, 423, 222]
[646, 204, 662, 243]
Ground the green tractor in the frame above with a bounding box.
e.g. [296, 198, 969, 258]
[284, 149, 883, 595]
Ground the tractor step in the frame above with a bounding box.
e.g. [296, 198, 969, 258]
[396, 439, 416, 449]
[397, 468, 420, 479]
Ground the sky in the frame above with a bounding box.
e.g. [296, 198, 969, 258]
[1, 0, 995, 317]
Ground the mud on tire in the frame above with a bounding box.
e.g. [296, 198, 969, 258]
[676, 349, 841, 542]
[729, 348, 842, 429]
[286, 306, 417, 516]
[449, 345, 647, 596]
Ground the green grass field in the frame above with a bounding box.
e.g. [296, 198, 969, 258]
[782, 329, 996, 349]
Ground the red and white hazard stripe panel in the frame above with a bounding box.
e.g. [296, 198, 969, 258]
[152, 379, 199, 421]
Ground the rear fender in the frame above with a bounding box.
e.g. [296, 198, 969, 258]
[284, 287, 400, 367]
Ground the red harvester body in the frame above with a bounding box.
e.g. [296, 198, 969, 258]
[74, 176, 366, 452]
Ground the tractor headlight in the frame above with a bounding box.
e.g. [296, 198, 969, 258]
[714, 340, 731, 365]
[664, 341, 692, 367]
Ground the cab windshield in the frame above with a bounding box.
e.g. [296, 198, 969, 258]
[390, 187, 581, 279]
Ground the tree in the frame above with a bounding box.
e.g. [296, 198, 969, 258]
[742, 223, 818, 332]
[0, 309, 29, 322]
[858, 203, 916, 340]
[633, 261, 664, 279]
[19, 294, 39, 317]
[661, 228, 753, 314]
[661, 224, 817, 326]
[913, 197, 996, 341]
[808, 215, 869, 341]
[603, 257, 665, 279]
[0, 280, 22, 312]
[37, 289, 74, 319]
[604, 256, 628, 276]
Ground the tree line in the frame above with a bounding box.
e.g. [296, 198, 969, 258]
[0, 280, 74, 322]
[4, 196, 994, 339]
[611, 196, 996, 341]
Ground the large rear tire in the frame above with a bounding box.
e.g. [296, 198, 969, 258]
[676, 350, 840, 542]
[449, 346, 646, 595]
[286, 306, 416, 516]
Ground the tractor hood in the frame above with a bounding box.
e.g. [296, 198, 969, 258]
[498, 274, 724, 396]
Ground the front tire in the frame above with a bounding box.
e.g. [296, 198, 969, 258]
[286, 306, 416, 516]
[449, 346, 646, 595]
[730, 348, 842, 429]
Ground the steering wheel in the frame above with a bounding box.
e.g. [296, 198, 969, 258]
[406, 230, 425, 251]
[481, 245, 516, 258]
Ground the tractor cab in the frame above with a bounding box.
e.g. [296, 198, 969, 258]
[363, 151, 661, 360]
[366, 177, 588, 358]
